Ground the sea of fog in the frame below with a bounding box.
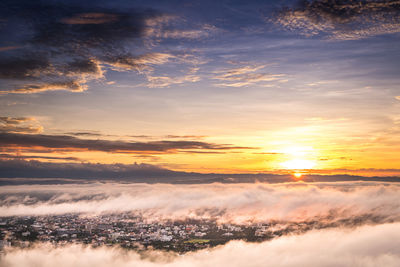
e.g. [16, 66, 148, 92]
[1, 181, 400, 266]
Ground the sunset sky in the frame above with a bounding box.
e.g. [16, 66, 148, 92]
[2, 2, 400, 266]
[1, 0, 400, 176]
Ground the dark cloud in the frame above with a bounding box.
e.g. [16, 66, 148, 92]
[0, 160, 183, 181]
[0, 46, 21, 52]
[0, 159, 399, 183]
[0, 56, 51, 80]
[0, 0, 167, 93]
[29, 8, 148, 49]
[63, 58, 102, 75]
[0, 132, 253, 153]
[275, 0, 400, 40]
[0, 154, 80, 161]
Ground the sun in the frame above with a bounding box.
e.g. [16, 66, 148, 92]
[293, 172, 303, 179]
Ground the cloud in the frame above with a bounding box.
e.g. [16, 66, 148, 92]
[1, 158, 400, 182]
[3, 81, 88, 94]
[0, 154, 80, 161]
[9, 221, 400, 267]
[153, 25, 218, 40]
[0, 132, 251, 154]
[179, 150, 227, 154]
[128, 135, 208, 140]
[1, 182, 400, 225]
[213, 65, 285, 87]
[164, 135, 207, 139]
[105, 52, 204, 88]
[145, 14, 218, 40]
[134, 55, 204, 88]
[0, 117, 43, 134]
[105, 53, 174, 72]
[145, 73, 201, 88]
[0, 56, 51, 80]
[0, 117, 34, 125]
[2, 223, 400, 266]
[0, 0, 201, 94]
[396, 96, 400, 101]
[0, 57, 104, 94]
[161, 28, 214, 39]
[64, 131, 103, 137]
[0, 160, 179, 181]
[274, 0, 400, 40]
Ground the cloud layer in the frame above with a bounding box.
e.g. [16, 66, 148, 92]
[1, 182, 400, 224]
[2, 181, 400, 266]
[0, 131, 250, 155]
[1, 222, 400, 267]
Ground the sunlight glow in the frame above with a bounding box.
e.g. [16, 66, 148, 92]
[293, 172, 303, 179]
[281, 159, 316, 170]
[280, 146, 315, 157]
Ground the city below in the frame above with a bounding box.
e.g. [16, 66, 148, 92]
[0, 212, 381, 253]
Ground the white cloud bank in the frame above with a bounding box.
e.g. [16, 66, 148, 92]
[1, 182, 400, 224]
[2, 222, 400, 267]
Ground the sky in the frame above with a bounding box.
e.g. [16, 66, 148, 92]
[1, 0, 400, 177]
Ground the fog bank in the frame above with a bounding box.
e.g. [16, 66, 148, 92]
[2, 223, 400, 267]
[1, 182, 400, 224]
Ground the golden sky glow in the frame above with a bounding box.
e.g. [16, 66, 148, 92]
[0, 0, 400, 177]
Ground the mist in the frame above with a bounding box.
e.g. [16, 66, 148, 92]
[2, 222, 400, 267]
[1, 182, 400, 224]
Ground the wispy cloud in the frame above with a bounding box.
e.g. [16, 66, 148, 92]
[145, 73, 201, 88]
[139, 56, 204, 88]
[213, 65, 286, 87]
[145, 14, 219, 40]
[3, 81, 89, 94]
[274, 0, 400, 40]
[106, 53, 174, 73]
